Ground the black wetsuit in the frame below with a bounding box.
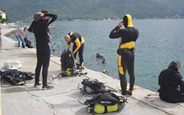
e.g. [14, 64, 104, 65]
[28, 14, 57, 86]
[109, 24, 139, 95]
[158, 67, 184, 103]
[68, 33, 85, 66]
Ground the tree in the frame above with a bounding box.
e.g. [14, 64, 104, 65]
[0, 9, 8, 23]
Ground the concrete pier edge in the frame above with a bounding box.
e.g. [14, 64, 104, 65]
[1, 27, 184, 115]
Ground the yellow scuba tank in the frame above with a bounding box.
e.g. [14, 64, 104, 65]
[93, 103, 118, 114]
[59, 70, 79, 77]
[66, 70, 72, 76]
[60, 70, 72, 77]
[85, 92, 126, 114]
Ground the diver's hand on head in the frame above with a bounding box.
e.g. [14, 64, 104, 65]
[36, 12, 44, 17]
[118, 21, 123, 28]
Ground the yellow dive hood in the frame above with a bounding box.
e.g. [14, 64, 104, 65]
[123, 14, 133, 27]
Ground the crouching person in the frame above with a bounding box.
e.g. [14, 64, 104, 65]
[158, 61, 184, 103]
[64, 32, 85, 69]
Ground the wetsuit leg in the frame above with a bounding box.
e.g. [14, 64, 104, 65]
[127, 53, 135, 91]
[118, 55, 127, 95]
[35, 52, 43, 84]
[73, 43, 77, 59]
[42, 52, 50, 86]
[78, 44, 84, 66]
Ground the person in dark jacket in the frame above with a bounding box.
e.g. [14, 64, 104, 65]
[158, 61, 184, 103]
[24, 35, 33, 48]
[27, 11, 57, 90]
[109, 14, 139, 96]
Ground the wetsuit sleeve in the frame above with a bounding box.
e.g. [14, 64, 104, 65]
[28, 21, 34, 33]
[109, 26, 123, 39]
[180, 79, 184, 93]
[158, 70, 164, 86]
[45, 14, 57, 26]
[73, 38, 81, 54]
[175, 73, 184, 93]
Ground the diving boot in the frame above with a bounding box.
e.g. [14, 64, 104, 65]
[34, 83, 41, 88]
[42, 85, 54, 90]
[126, 90, 132, 96]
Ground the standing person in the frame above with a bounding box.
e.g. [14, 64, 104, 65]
[14, 28, 26, 48]
[0, 27, 2, 51]
[64, 32, 85, 69]
[158, 61, 184, 103]
[109, 14, 139, 95]
[23, 27, 29, 38]
[27, 11, 57, 90]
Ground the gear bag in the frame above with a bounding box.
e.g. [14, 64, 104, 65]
[84, 92, 127, 114]
[0, 69, 26, 85]
[60, 50, 75, 71]
[21, 72, 34, 80]
[58, 70, 87, 77]
[80, 79, 106, 94]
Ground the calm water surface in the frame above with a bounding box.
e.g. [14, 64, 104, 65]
[13, 19, 184, 91]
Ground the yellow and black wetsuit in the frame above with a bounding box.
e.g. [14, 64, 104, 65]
[68, 32, 85, 67]
[109, 14, 139, 95]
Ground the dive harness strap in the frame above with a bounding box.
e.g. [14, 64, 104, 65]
[120, 41, 135, 49]
[81, 36, 85, 44]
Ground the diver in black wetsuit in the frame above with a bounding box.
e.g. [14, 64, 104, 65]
[158, 61, 184, 103]
[41, 10, 52, 43]
[109, 14, 139, 95]
[96, 53, 105, 64]
[28, 11, 57, 90]
[64, 32, 85, 68]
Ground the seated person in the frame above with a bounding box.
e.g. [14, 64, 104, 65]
[158, 61, 184, 103]
[24, 35, 33, 48]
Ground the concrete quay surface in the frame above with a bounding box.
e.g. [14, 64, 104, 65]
[1, 27, 184, 115]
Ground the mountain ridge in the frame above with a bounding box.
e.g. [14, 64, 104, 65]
[0, 0, 183, 22]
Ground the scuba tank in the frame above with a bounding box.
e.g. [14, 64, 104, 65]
[60, 50, 75, 71]
[80, 79, 106, 94]
[58, 70, 85, 77]
[84, 92, 127, 114]
[60, 70, 75, 77]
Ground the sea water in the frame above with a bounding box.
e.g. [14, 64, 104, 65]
[13, 19, 184, 91]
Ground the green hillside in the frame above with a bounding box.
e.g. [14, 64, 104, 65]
[0, 0, 182, 22]
[153, 0, 183, 14]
